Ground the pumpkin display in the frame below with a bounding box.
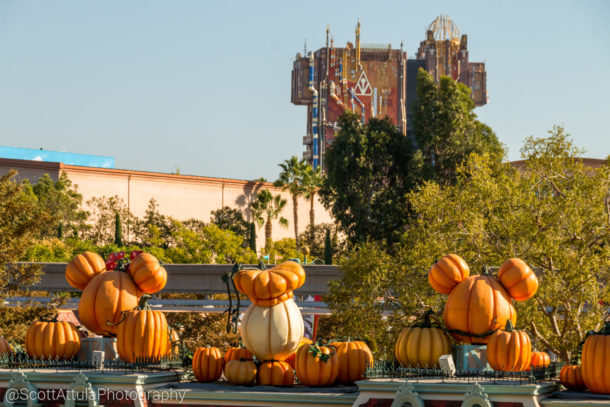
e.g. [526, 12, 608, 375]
[329, 339, 373, 383]
[497, 258, 538, 301]
[166, 326, 180, 356]
[233, 261, 306, 306]
[78, 270, 142, 336]
[116, 307, 169, 363]
[559, 365, 586, 391]
[224, 346, 253, 364]
[25, 318, 81, 360]
[65, 251, 106, 290]
[240, 298, 304, 361]
[428, 254, 470, 294]
[0, 336, 11, 356]
[486, 321, 532, 372]
[443, 274, 516, 344]
[530, 351, 550, 369]
[395, 324, 452, 369]
[295, 343, 339, 387]
[192, 346, 224, 382]
[286, 337, 313, 369]
[257, 360, 294, 386]
[128, 253, 167, 294]
[581, 322, 610, 394]
[224, 359, 257, 385]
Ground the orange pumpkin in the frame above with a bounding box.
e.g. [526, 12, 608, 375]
[65, 251, 106, 290]
[286, 337, 313, 369]
[224, 359, 257, 385]
[257, 360, 294, 386]
[559, 365, 586, 391]
[530, 351, 550, 369]
[224, 346, 253, 364]
[395, 326, 452, 369]
[166, 326, 180, 356]
[487, 321, 532, 372]
[25, 319, 81, 360]
[128, 253, 167, 294]
[428, 254, 470, 294]
[77, 271, 142, 336]
[581, 322, 610, 394]
[233, 261, 306, 306]
[497, 258, 538, 301]
[116, 308, 169, 363]
[443, 274, 516, 344]
[329, 340, 373, 384]
[295, 343, 339, 387]
[192, 346, 224, 382]
[0, 336, 11, 356]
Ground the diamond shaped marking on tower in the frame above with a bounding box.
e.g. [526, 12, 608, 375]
[354, 70, 372, 96]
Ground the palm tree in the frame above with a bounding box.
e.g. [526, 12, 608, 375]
[302, 164, 324, 232]
[249, 189, 288, 248]
[274, 156, 308, 249]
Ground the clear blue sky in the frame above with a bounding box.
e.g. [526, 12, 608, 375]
[1, 0, 608, 181]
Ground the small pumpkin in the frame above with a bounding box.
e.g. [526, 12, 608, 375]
[487, 320, 532, 372]
[581, 321, 610, 394]
[286, 337, 313, 369]
[0, 336, 11, 356]
[240, 298, 304, 361]
[77, 270, 142, 336]
[497, 258, 538, 301]
[395, 312, 452, 369]
[25, 317, 81, 360]
[257, 360, 294, 386]
[128, 253, 167, 294]
[233, 261, 306, 306]
[428, 254, 470, 294]
[224, 346, 253, 364]
[329, 339, 373, 383]
[295, 343, 339, 387]
[115, 300, 169, 363]
[530, 351, 550, 369]
[166, 326, 180, 356]
[224, 359, 257, 385]
[65, 251, 106, 290]
[192, 346, 223, 382]
[559, 365, 586, 391]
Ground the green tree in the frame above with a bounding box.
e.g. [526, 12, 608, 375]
[324, 228, 332, 264]
[249, 189, 288, 249]
[210, 206, 250, 246]
[302, 164, 324, 234]
[412, 68, 504, 185]
[320, 112, 422, 246]
[31, 172, 87, 238]
[274, 156, 309, 250]
[114, 212, 123, 246]
[84, 195, 136, 245]
[248, 222, 257, 254]
[299, 223, 341, 261]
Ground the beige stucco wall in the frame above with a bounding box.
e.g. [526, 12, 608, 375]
[0, 158, 333, 251]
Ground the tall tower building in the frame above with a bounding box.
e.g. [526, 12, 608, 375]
[291, 16, 487, 169]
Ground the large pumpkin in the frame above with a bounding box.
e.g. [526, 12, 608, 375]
[330, 340, 373, 383]
[581, 322, 610, 394]
[530, 351, 550, 369]
[240, 298, 304, 361]
[286, 337, 313, 369]
[192, 346, 223, 383]
[233, 261, 306, 306]
[65, 251, 106, 290]
[486, 321, 531, 372]
[497, 258, 538, 301]
[78, 271, 142, 336]
[224, 359, 257, 385]
[257, 360, 294, 386]
[395, 326, 452, 369]
[128, 253, 167, 294]
[25, 319, 81, 360]
[443, 274, 516, 344]
[295, 343, 339, 387]
[559, 365, 586, 391]
[428, 254, 470, 294]
[116, 308, 169, 363]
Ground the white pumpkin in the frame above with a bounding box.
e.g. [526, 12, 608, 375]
[240, 298, 304, 361]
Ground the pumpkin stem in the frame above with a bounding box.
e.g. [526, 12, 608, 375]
[258, 260, 266, 270]
[482, 265, 491, 276]
[504, 319, 514, 332]
[40, 313, 59, 323]
[136, 294, 152, 310]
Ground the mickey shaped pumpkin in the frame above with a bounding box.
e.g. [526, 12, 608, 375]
[430, 254, 538, 344]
